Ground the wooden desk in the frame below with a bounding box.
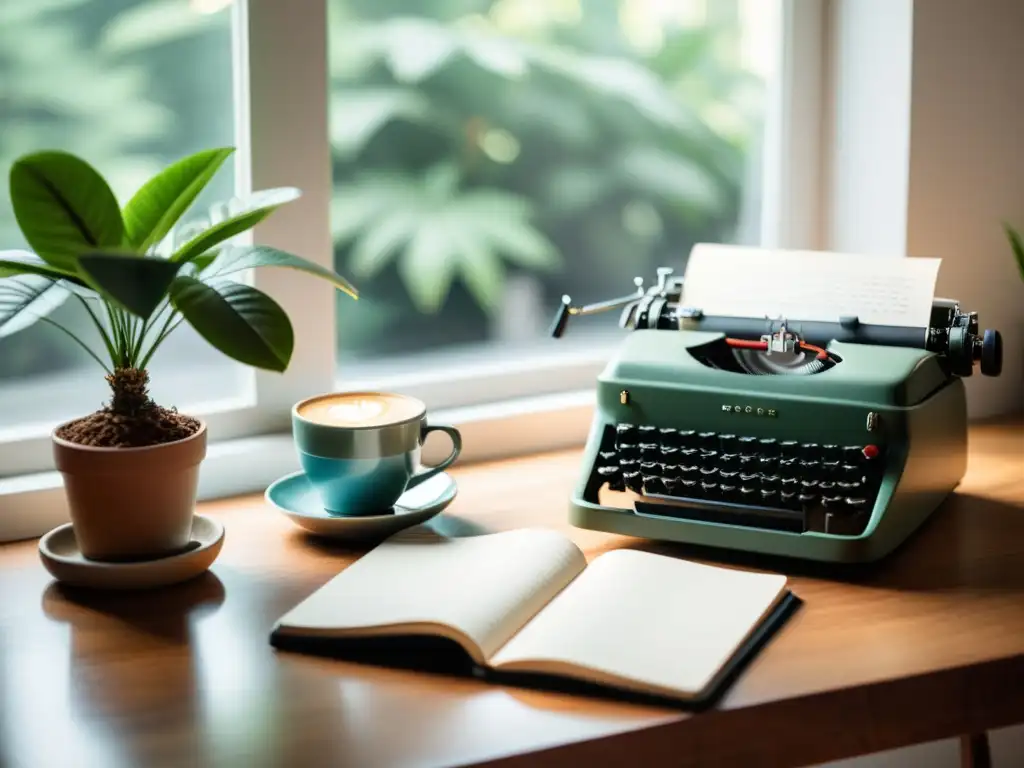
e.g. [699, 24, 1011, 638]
[1, 419, 1022, 768]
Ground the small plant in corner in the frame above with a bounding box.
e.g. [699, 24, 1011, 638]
[1005, 222, 1024, 286]
[1, 147, 357, 562]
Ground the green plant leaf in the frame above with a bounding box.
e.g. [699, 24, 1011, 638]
[204, 245, 358, 299]
[171, 187, 303, 264]
[450, 229, 504, 311]
[0, 249, 79, 281]
[76, 252, 183, 320]
[122, 147, 234, 252]
[0, 275, 71, 339]
[1004, 223, 1024, 283]
[398, 220, 457, 313]
[329, 89, 446, 158]
[9, 151, 125, 272]
[100, 0, 225, 54]
[169, 276, 294, 371]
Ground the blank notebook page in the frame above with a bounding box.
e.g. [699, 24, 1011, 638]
[274, 528, 587, 661]
[489, 549, 788, 696]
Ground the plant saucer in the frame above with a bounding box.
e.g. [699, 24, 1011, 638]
[38, 515, 224, 591]
[265, 470, 457, 541]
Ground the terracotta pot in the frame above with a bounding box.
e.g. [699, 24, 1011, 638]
[52, 419, 208, 562]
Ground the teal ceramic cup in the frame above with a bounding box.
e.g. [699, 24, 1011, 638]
[292, 391, 462, 516]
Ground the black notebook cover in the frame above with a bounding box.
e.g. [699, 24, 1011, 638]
[269, 590, 801, 711]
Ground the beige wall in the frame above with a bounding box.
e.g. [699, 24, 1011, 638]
[905, 0, 1024, 419]
[821, 0, 1024, 420]
[817, 1, 1024, 765]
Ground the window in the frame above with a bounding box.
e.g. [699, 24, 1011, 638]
[0, 0, 247, 475]
[327, 0, 785, 407]
[1, 0, 808, 539]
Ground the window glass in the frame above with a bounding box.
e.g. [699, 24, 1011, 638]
[0, 0, 240, 433]
[328, 0, 781, 375]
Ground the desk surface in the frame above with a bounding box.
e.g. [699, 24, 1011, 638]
[1, 419, 1023, 768]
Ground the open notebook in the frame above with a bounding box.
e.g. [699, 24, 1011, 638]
[269, 528, 797, 706]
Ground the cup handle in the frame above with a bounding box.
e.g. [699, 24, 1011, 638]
[406, 424, 462, 490]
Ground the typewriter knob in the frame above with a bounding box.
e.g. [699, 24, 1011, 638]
[980, 329, 1002, 377]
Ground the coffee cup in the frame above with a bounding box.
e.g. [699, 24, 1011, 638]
[292, 391, 462, 516]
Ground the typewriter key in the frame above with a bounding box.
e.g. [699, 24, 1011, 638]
[642, 476, 666, 495]
[618, 443, 640, 460]
[661, 463, 681, 479]
[597, 465, 624, 491]
[842, 445, 864, 463]
[737, 454, 757, 469]
[616, 423, 637, 442]
[640, 443, 661, 460]
[779, 440, 800, 458]
[676, 430, 697, 447]
[838, 463, 862, 480]
[798, 459, 820, 478]
[718, 434, 738, 451]
[822, 460, 842, 478]
[623, 471, 642, 492]
[799, 442, 820, 460]
[697, 431, 717, 446]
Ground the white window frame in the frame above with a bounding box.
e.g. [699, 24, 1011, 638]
[0, 0, 826, 542]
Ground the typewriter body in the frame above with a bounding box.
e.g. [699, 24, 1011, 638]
[552, 247, 1003, 563]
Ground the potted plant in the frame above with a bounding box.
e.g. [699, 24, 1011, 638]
[1, 147, 357, 562]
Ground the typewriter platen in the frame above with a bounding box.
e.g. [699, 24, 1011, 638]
[552, 246, 1002, 563]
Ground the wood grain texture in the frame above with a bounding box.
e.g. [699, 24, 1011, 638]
[0, 417, 1021, 768]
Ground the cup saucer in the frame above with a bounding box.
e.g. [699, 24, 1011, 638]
[265, 470, 458, 541]
[38, 515, 225, 591]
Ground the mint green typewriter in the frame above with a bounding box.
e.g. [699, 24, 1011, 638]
[551, 259, 1003, 564]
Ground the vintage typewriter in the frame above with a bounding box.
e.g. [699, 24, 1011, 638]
[551, 246, 1003, 563]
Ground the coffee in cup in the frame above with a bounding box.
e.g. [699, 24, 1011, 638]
[292, 391, 462, 516]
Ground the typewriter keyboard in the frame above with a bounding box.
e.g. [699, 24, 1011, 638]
[593, 423, 885, 536]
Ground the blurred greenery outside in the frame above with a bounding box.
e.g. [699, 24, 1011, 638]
[0, 0, 777, 405]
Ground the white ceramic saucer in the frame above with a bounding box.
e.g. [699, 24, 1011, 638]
[265, 470, 457, 541]
[38, 515, 225, 591]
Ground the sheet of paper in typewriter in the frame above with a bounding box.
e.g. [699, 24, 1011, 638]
[681, 244, 941, 328]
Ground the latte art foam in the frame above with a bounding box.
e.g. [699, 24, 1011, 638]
[298, 392, 424, 428]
